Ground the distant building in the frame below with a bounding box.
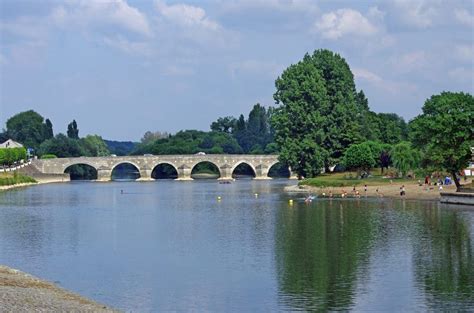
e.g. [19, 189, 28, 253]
[0, 139, 23, 149]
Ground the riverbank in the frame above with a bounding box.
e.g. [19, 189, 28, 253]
[285, 181, 459, 200]
[0, 265, 118, 312]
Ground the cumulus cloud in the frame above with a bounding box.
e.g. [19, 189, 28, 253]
[222, 0, 318, 14]
[314, 9, 378, 39]
[454, 8, 474, 27]
[390, 0, 439, 28]
[392, 50, 428, 73]
[353, 67, 418, 94]
[155, 0, 220, 31]
[103, 35, 152, 56]
[52, 0, 152, 37]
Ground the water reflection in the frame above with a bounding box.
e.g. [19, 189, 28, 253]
[0, 182, 473, 311]
[412, 205, 474, 309]
[275, 199, 378, 311]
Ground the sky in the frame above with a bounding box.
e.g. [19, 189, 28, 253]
[0, 0, 473, 141]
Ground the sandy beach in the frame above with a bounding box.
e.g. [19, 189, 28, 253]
[285, 181, 461, 200]
[0, 265, 118, 312]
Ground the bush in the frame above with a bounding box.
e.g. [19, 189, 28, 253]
[41, 154, 57, 159]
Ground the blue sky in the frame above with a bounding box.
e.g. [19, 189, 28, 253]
[1, 0, 473, 141]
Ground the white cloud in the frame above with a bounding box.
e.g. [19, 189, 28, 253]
[454, 8, 474, 27]
[222, 0, 318, 14]
[391, 0, 439, 28]
[392, 50, 428, 73]
[103, 36, 152, 56]
[155, 1, 220, 31]
[353, 67, 418, 94]
[53, 0, 152, 37]
[314, 9, 378, 40]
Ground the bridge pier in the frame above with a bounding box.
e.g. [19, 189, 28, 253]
[254, 164, 271, 180]
[97, 168, 112, 182]
[218, 164, 233, 180]
[137, 166, 154, 181]
[176, 165, 193, 181]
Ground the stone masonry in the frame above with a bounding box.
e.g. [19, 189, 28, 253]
[31, 154, 296, 181]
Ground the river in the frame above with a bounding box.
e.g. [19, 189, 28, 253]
[0, 180, 473, 311]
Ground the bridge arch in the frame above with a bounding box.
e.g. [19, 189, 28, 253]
[191, 161, 221, 179]
[231, 161, 256, 179]
[64, 163, 98, 180]
[268, 161, 290, 178]
[151, 162, 179, 179]
[111, 161, 141, 180]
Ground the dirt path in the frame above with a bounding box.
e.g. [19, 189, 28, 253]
[0, 266, 118, 312]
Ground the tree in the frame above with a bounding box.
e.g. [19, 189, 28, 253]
[272, 49, 367, 177]
[67, 120, 79, 139]
[39, 134, 86, 158]
[6, 110, 51, 149]
[140, 131, 169, 144]
[343, 143, 376, 175]
[409, 92, 474, 191]
[210, 117, 236, 133]
[44, 118, 54, 139]
[376, 113, 408, 144]
[81, 135, 110, 157]
[390, 142, 421, 177]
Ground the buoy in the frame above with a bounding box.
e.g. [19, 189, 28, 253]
[322, 192, 326, 196]
[217, 196, 222, 201]
[254, 193, 258, 197]
[288, 199, 293, 205]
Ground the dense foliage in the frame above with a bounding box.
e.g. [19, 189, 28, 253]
[390, 142, 421, 177]
[5, 110, 54, 149]
[104, 140, 137, 156]
[0, 147, 27, 166]
[409, 92, 474, 190]
[270, 49, 413, 177]
[39, 134, 109, 158]
[343, 143, 376, 174]
[132, 130, 242, 155]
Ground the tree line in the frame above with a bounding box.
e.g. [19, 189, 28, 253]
[2, 49, 472, 189]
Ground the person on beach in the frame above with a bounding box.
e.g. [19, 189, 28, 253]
[364, 184, 368, 194]
[400, 185, 406, 197]
[329, 191, 333, 198]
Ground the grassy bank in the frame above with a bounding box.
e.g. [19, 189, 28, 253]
[0, 172, 37, 186]
[300, 172, 414, 188]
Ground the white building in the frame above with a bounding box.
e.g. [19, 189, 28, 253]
[0, 139, 24, 149]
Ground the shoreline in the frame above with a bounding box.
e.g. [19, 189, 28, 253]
[284, 182, 460, 201]
[0, 265, 118, 312]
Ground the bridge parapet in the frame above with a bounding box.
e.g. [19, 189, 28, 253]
[31, 154, 293, 181]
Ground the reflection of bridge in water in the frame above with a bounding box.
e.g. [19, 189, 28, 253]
[31, 154, 296, 181]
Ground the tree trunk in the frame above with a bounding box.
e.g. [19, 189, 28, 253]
[451, 171, 461, 192]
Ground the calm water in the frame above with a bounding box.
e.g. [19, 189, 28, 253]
[0, 180, 473, 312]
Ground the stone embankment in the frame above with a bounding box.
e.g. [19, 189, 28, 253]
[0, 266, 118, 312]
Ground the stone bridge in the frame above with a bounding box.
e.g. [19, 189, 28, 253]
[31, 154, 294, 181]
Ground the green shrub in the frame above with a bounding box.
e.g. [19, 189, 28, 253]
[41, 154, 57, 159]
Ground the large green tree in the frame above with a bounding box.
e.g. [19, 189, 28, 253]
[390, 142, 421, 177]
[6, 110, 52, 149]
[409, 92, 474, 190]
[272, 49, 368, 177]
[67, 120, 79, 139]
[343, 143, 376, 175]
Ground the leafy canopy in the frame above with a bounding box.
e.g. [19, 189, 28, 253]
[409, 92, 473, 189]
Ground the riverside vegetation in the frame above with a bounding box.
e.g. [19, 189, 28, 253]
[1, 49, 472, 185]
